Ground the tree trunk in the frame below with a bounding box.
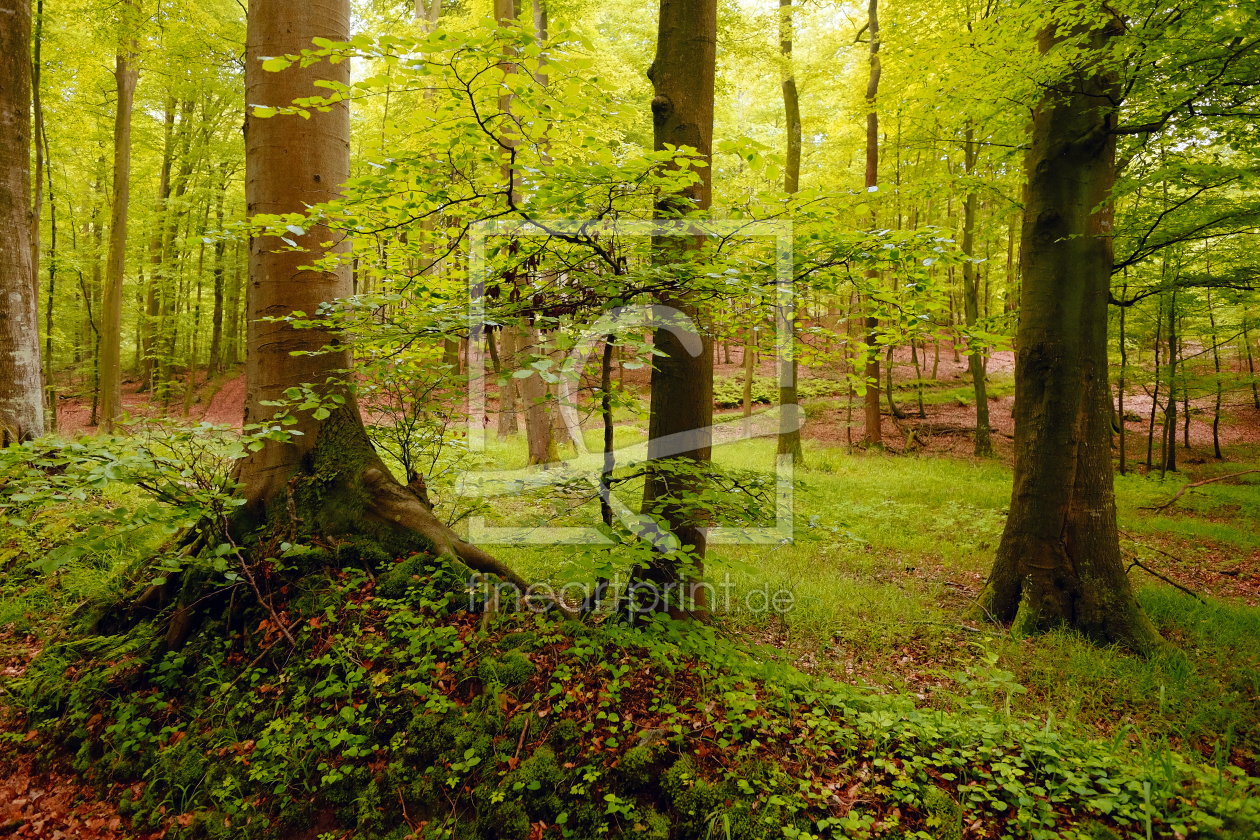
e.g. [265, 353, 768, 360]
[229, 0, 522, 594]
[1162, 292, 1177, 475]
[99, 36, 139, 434]
[1244, 313, 1259, 410]
[0, 0, 45, 444]
[1146, 299, 1162, 469]
[207, 166, 227, 378]
[978, 17, 1163, 654]
[961, 125, 991, 456]
[1117, 277, 1127, 475]
[496, 326, 519, 438]
[1207, 290, 1222, 459]
[861, 0, 881, 447]
[776, 0, 803, 464]
[637, 0, 717, 617]
[516, 327, 555, 465]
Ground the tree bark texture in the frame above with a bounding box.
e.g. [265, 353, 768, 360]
[99, 39, 139, 434]
[980, 18, 1163, 654]
[0, 0, 45, 444]
[861, 0, 882, 446]
[639, 0, 717, 615]
[776, 0, 803, 463]
[961, 126, 992, 456]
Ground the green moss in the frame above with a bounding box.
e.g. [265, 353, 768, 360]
[922, 785, 962, 840]
[616, 743, 664, 792]
[478, 650, 535, 689]
[500, 631, 538, 650]
[548, 718, 582, 757]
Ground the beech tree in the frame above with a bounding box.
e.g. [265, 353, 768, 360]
[0, 0, 45, 444]
[233, 0, 523, 587]
[979, 14, 1163, 653]
[636, 0, 718, 615]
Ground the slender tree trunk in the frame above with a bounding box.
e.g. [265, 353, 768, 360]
[224, 240, 242, 367]
[638, 0, 717, 617]
[742, 332, 754, 426]
[978, 16, 1162, 653]
[1207, 291, 1222, 459]
[496, 326, 518, 439]
[1162, 292, 1177, 475]
[1244, 313, 1259, 411]
[0, 0, 45, 443]
[961, 125, 991, 455]
[861, 0, 882, 447]
[884, 345, 905, 419]
[1117, 277, 1127, 475]
[776, 0, 804, 463]
[1146, 299, 1162, 469]
[206, 166, 227, 377]
[911, 339, 926, 417]
[99, 33, 139, 434]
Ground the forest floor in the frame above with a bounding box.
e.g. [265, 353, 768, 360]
[6, 347, 1260, 838]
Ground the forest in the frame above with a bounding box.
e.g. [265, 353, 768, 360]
[1, 0, 1259, 837]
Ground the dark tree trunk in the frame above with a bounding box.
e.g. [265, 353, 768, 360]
[861, 0, 881, 447]
[978, 17, 1163, 654]
[637, 0, 717, 617]
[206, 166, 227, 378]
[1163, 293, 1177, 475]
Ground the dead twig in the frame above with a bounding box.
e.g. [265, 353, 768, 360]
[223, 515, 296, 647]
[1124, 556, 1208, 604]
[1141, 468, 1260, 513]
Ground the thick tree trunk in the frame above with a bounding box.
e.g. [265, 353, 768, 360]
[517, 328, 556, 465]
[99, 42, 139, 434]
[961, 126, 992, 456]
[638, 0, 717, 617]
[231, 0, 524, 591]
[0, 0, 45, 444]
[978, 18, 1162, 654]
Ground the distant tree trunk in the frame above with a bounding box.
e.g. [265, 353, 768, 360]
[224, 241, 242, 367]
[776, 0, 803, 463]
[961, 125, 991, 456]
[742, 332, 754, 425]
[0, 0, 45, 443]
[1207, 290, 1222, 459]
[978, 16, 1162, 654]
[861, 0, 882, 447]
[517, 328, 556, 466]
[637, 0, 717, 617]
[884, 345, 905, 419]
[1117, 277, 1127, 475]
[99, 31, 139, 434]
[1244, 313, 1259, 410]
[1162, 292, 1177, 475]
[1146, 299, 1162, 469]
[141, 101, 175, 392]
[496, 326, 519, 439]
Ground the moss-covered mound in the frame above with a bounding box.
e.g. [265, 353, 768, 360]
[6, 548, 1260, 840]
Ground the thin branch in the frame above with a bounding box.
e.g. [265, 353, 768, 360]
[1141, 469, 1260, 513]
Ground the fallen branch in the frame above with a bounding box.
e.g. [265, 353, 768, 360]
[1124, 556, 1207, 604]
[1141, 468, 1260, 513]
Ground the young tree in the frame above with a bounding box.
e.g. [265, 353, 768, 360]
[98, 8, 139, 434]
[776, 0, 804, 464]
[0, 0, 45, 444]
[978, 14, 1163, 653]
[235, 0, 522, 585]
[861, 0, 882, 447]
[960, 125, 992, 456]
